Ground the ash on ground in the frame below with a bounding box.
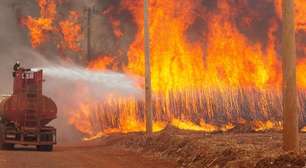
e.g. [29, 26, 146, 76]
[96, 126, 306, 168]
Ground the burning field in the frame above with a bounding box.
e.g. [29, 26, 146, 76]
[18, 0, 306, 140]
[96, 126, 306, 168]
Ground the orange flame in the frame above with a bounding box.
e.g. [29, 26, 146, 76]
[72, 0, 306, 139]
[253, 120, 282, 132]
[120, 0, 286, 92]
[59, 11, 82, 52]
[298, 58, 306, 88]
[23, 0, 306, 139]
[87, 56, 116, 71]
[22, 0, 57, 47]
[23, 0, 82, 53]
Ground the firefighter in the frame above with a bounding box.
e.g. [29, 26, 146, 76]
[13, 61, 21, 71]
[13, 61, 21, 77]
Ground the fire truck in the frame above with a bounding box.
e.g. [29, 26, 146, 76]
[0, 67, 57, 151]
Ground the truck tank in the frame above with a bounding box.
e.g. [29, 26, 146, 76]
[0, 95, 57, 126]
[0, 69, 57, 126]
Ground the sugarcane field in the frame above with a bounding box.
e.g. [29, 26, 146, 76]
[0, 0, 305, 168]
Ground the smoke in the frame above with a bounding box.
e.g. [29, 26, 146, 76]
[0, 0, 143, 143]
[38, 63, 142, 143]
[0, 0, 26, 93]
[0, 0, 55, 93]
[0, 0, 79, 142]
[40, 63, 143, 142]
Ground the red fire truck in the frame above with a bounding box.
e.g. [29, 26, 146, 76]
[0, 67, 57, 151]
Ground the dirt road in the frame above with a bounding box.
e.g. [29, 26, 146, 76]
[0, 143, 176, 168]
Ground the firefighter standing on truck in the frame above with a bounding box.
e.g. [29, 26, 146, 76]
[13, 61, 21, 71]
[13, 61, 21, 77]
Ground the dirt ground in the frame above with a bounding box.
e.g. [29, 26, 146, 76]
[0, 143, 176, 168]
[96, 126, 306, 168]
[1, 127, 306, 168]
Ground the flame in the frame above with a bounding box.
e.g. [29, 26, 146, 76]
[274, 0, 306, 30]
[87, 56, 116, 71]
[301, 126, 306, 133]
[298, 58, 306, 88]
[69, 103, 99, 136]
[59, 11, 82, 52]
[22, 0, 57, 47]
[22, 0, 306, 139]
[73, 0, 306, 139]
[204, 1, 281, 89]
[170, 119, 234, 132]
[70, 96, 167, 140]
[23, 0, 82, 53]
[296, 0, 306, 30]
[253, 120, 282, 132]
[74, 0, 306, 139]
[123, 0, 206, 92]
[171, 119, 215, 132]
[120, 0, 288, 92]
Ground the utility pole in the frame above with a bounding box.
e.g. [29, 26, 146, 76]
[282, 0, 299, 152]
[144, 0, 153, 135]
[83, 1, 95, 65]
[84, 7, 91, 63]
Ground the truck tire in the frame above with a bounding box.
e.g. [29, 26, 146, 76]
[2, 143, 14, 150]
[0, 123, 14, 150]
[37, 145, 53, 152]
[0, 123, 3, 149]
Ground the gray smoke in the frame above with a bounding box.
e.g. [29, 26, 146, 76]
[0, 0, 26, 93]
[40, 63, 143, 143]
[39, 63, 143, 143]
[0, 0, 143, 143]
[0, 0, 78, 143]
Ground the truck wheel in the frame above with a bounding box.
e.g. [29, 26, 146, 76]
[0, 123, 14, 150]
[2, 143, 14, 150]
[37, 145, 53, 152]
[0, 124, 3, 149]
[0, 124, 9, 150]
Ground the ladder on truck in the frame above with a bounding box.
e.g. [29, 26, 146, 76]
[24, 97, 41, 128]
[22, 73, 42, 143]
[23, 70, 42, 129]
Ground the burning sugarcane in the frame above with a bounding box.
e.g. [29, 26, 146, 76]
[20, 0, 306, 142]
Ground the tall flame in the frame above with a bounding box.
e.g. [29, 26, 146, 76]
[22, 0, 82, 53]
[59, 11, 82, 52]
[80, 0, 305, 138]
[22, 0, 306, 139]
[22, 0, 57, 47]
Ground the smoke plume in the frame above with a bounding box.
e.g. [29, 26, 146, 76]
[0, 0, 142, 142]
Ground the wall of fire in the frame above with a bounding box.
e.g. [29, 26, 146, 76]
[7, 0, 306, 137]
[12, 0, 306, 67]
[10, 0, 135, 67]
